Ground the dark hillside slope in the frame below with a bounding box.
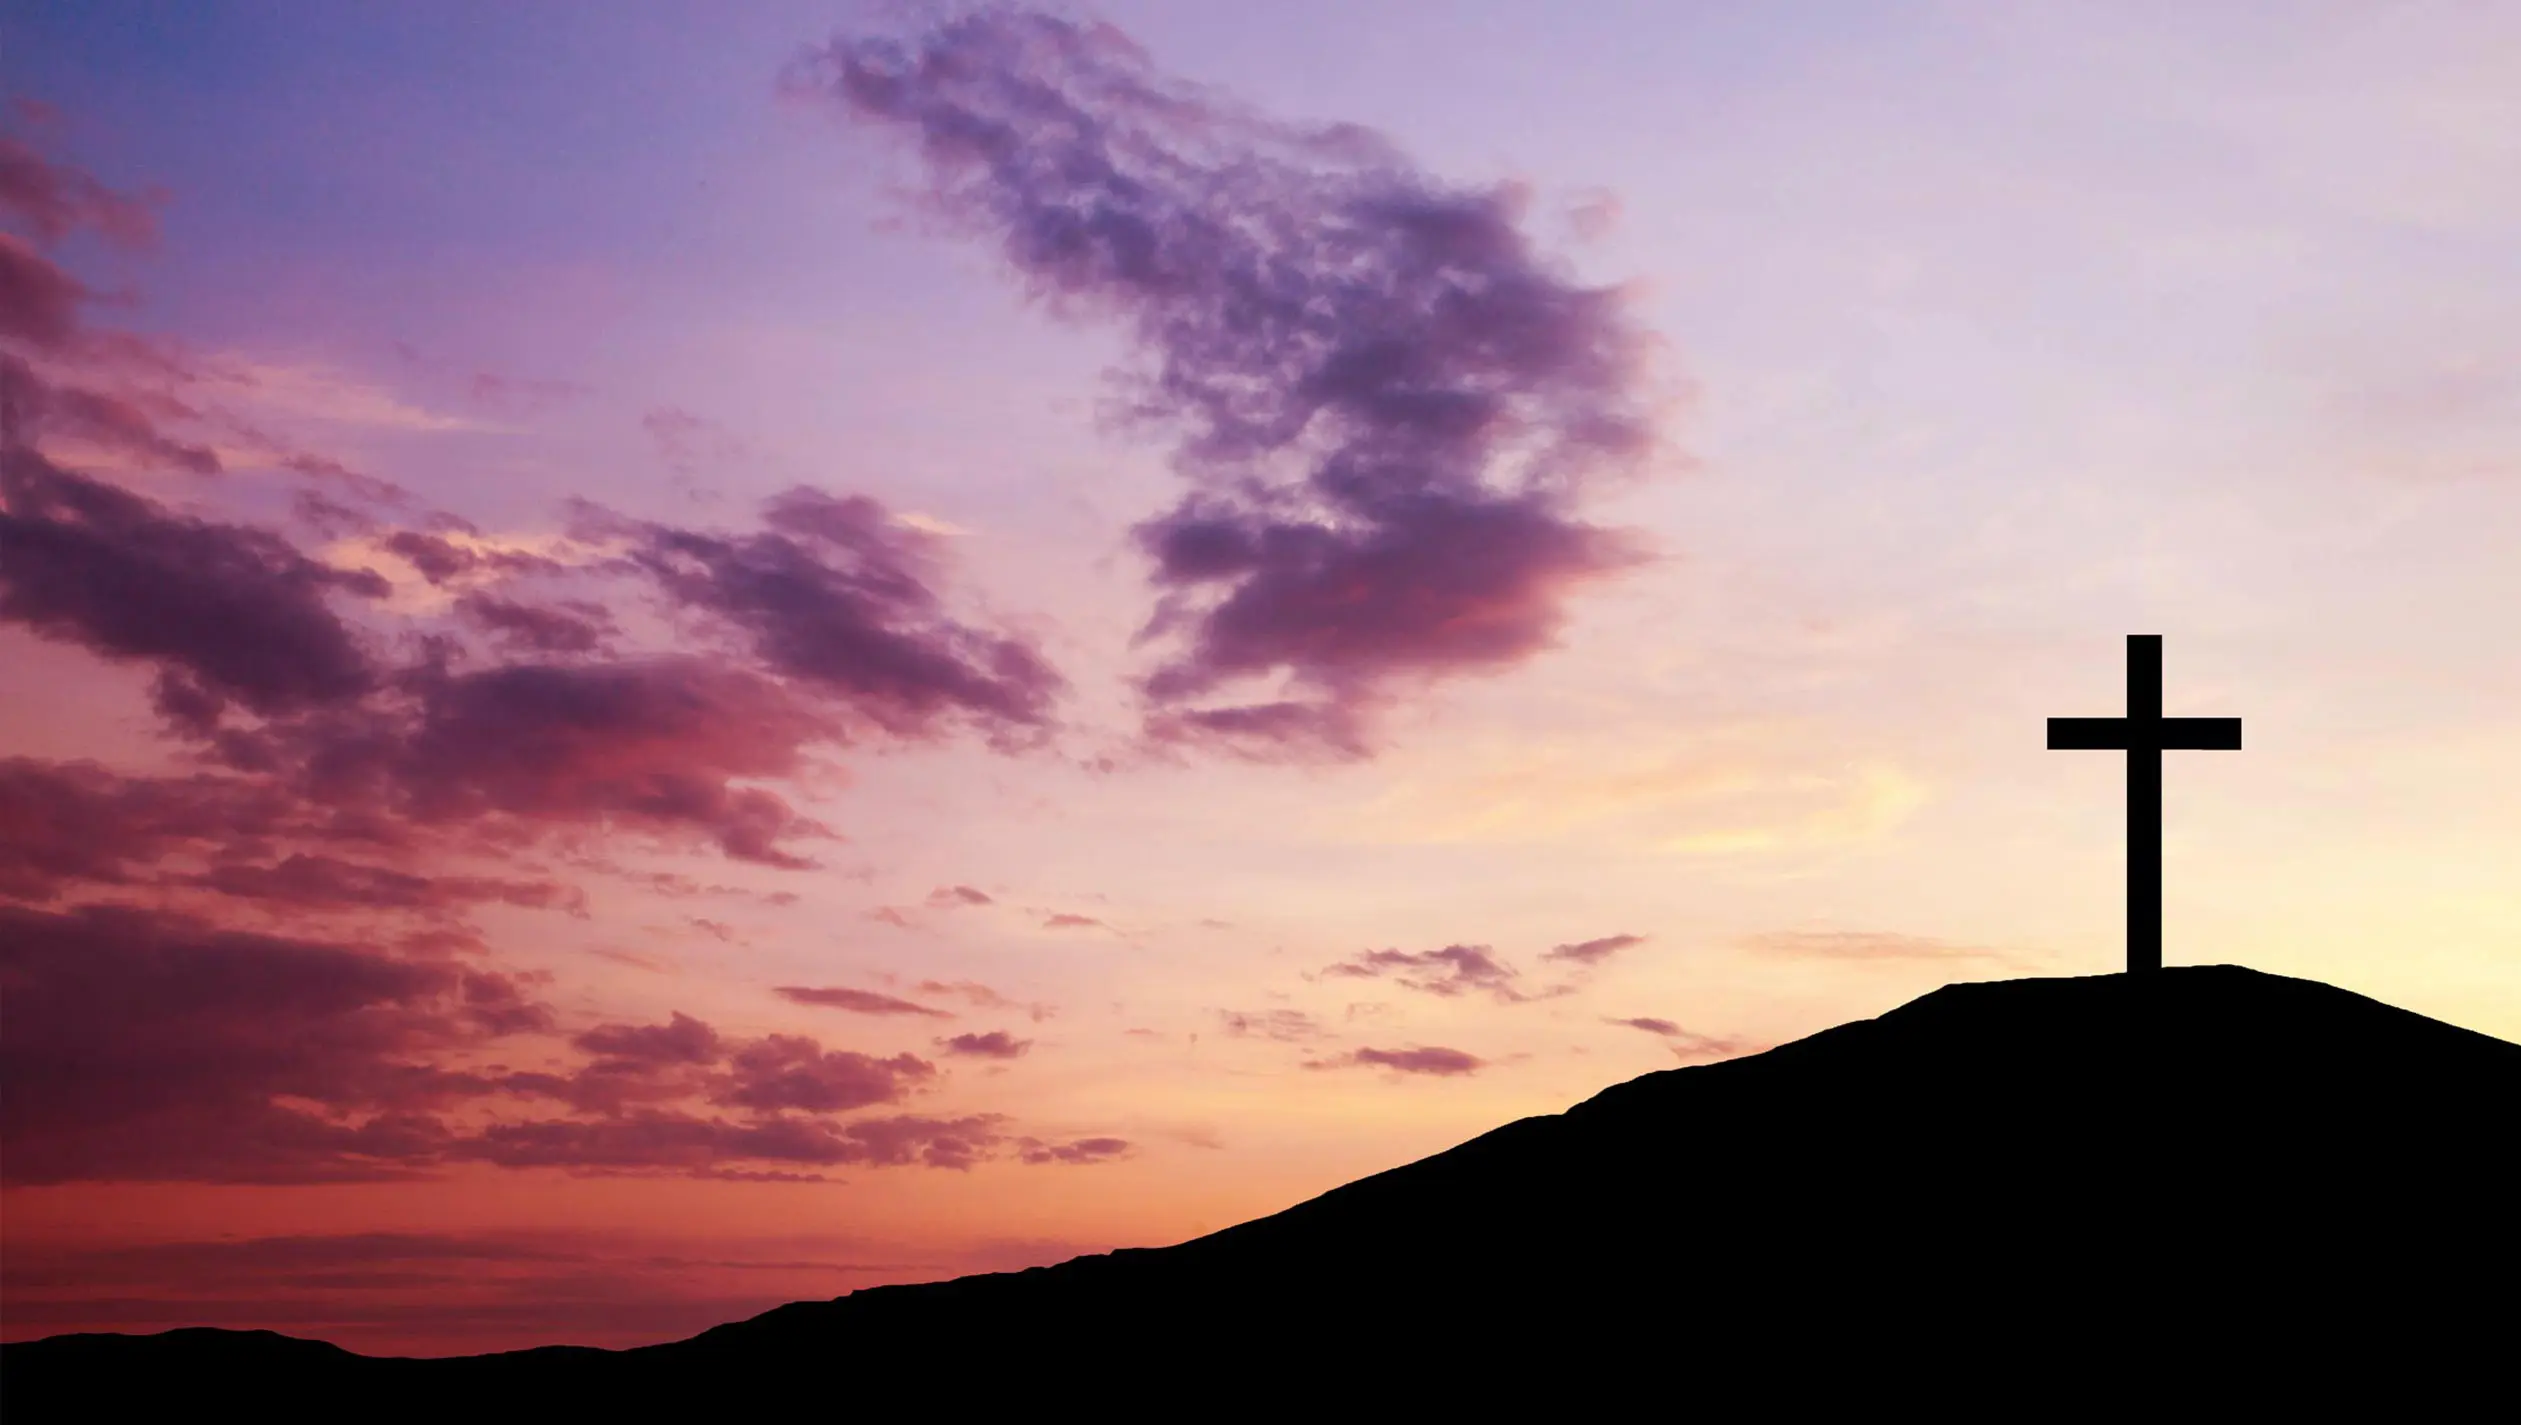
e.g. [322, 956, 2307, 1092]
[12, 966, 2516, 1412]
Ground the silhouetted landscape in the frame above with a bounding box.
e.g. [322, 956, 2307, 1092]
[10, 964, 2514, 1411]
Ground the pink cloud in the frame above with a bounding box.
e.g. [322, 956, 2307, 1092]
[1016, 1135, 1129, 1165]
[773, 986, 952, 1018]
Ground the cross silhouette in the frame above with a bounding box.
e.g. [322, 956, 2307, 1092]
[2048, 635, 2242, 974]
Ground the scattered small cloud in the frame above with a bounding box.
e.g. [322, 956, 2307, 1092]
[1544, 932, 1645, 966]
[774, 986, 951, 1019]
[1319, 944, 1563, 1004]
[1042, 912, 1103, 930]
[1603, 1015, 1747, 1061]
[642, 406, 746, 477]
[1306, 1045, 1485, 1077]
[936, 1031, 1030, 1060]
[1562, 188, 1623, 243]
[926, 884, 993, 907]
[1218, 1008, 1327, 1042]
[1607, 1015, 1680, 1036]
[916, 980, 1053, 1023]
[1016, 1136, 1129, 1165]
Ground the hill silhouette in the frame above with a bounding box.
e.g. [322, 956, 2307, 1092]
[10, 965, 2516, 1413]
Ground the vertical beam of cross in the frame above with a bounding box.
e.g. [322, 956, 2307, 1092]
[2047, 635, 2242, 974]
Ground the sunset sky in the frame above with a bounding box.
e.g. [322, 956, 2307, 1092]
[4, 0, 2517, 1356]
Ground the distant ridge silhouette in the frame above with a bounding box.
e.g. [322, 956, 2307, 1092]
[10, 966, 2516, 1414]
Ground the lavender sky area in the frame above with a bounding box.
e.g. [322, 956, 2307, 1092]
[2, 1, 2516, 1354]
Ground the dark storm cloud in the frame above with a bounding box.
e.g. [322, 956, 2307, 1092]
[798, 9, 1660, 756]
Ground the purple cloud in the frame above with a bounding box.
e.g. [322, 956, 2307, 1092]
[1608, 1015, 1681, 1036]
[1545, 932, 1646, 966]
[937, 1030, 1031, 1060]
[1306, 1045, 1486, 1077]
[2, 357, 220, 472]
[0, 904, 545, 1185]
[1017, 1135, 1130, 1165]
[266, 656, 840, 869]
[455, 594, 615, 655]
[1322, 943, 1540, 1002]
[456, 1110, 1005, 1173]
[613, 487, 1061, 742]
[1604, 1014, 1748, 1061]
[0, 454, 385, 728]
[797, 10, 1661, 758]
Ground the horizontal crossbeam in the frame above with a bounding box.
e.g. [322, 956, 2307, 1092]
[2047, 716, 2242, 752]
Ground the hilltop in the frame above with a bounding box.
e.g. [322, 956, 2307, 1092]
[10, 966, 2515, 1412]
